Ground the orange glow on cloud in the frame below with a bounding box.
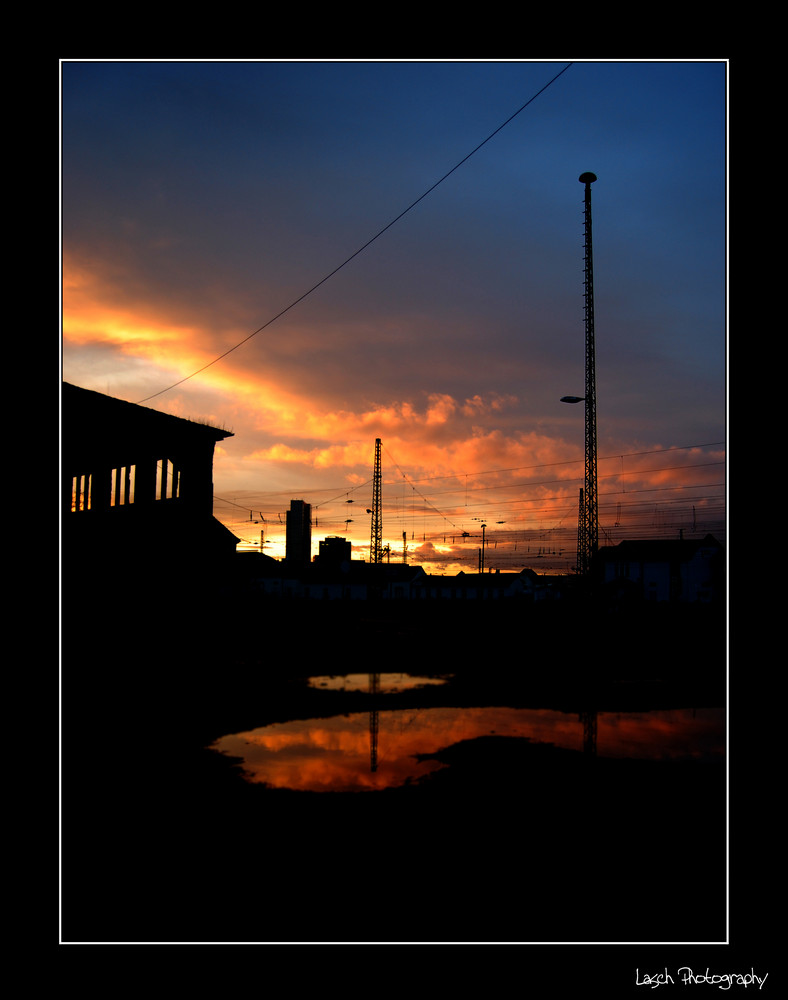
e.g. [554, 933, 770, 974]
[64, 288, 192, 352]
[62, 255, 576, 481]
[249, 415, 578, 480]
[64, 260, 555, 482]
[63, 257, 217, 375]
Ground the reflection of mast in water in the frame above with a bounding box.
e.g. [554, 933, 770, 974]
[581, 709, 597, 756]
[369, 673, 380, 771]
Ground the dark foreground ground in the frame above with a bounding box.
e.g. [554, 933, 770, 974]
[62, 596, 728, 945]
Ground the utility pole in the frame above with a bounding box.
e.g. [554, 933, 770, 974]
[577, 172, 599, 577]
[370, 438, 383, 564]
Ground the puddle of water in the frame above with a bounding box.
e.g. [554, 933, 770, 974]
[210, 705, 725, 793]
[308, 673, 449, 693]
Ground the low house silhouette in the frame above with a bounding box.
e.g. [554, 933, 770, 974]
[596, 534, 724, 603]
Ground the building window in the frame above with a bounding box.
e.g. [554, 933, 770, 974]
[156, 459, 179, 500]
[71, 474, 91, 512]
[111, 465, 136, 506]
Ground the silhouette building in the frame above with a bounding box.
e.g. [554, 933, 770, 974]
[596, 534, 724, 603]
[317, 535, 352, 568]
[62, 382, 238, 590]
[286, 499, 312, 567]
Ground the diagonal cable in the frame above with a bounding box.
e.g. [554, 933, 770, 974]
[137, 63, 573, 403]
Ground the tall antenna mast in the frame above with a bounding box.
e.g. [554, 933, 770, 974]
[578, 172, 599, 576]
[370, 438, 383, 563]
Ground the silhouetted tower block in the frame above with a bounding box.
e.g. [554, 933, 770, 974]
[370, 438, 383, 564]
[286, 499, 312, 567]
[318, 535, 351, 567]
[578, 172, 599, 577]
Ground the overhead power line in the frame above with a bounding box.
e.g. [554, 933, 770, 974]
[136, 63, 574, 404]
[216, 441, 724, 506]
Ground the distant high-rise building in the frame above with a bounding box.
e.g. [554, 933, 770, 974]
[286, 499, 312, 566]
[317, 535, 351, 568]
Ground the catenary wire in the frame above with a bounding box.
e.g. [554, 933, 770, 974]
[223, 441, 723, 506]
[135, 63, 574, 404]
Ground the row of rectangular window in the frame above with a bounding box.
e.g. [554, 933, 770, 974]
[70, 459, 179, 512]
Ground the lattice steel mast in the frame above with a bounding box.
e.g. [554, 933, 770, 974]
[370, 437, 383, 564]
[578, 172, 599, 577]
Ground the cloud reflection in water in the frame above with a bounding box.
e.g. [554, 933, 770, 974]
[210, 706, 724, 793]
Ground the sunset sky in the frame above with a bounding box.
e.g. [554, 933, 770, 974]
[61, 59, 726, 572]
